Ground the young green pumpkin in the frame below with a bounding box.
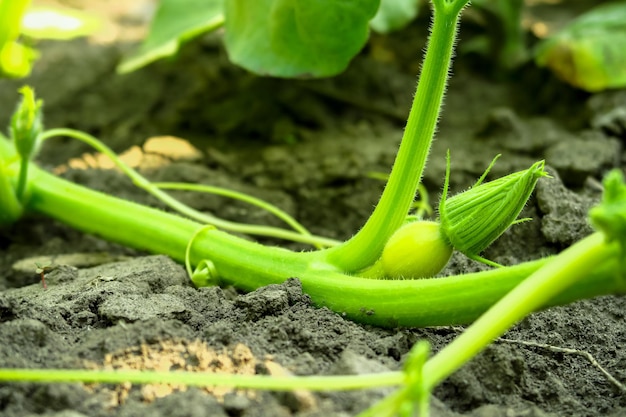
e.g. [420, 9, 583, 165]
[382, 220, 453, 279]
[380, 154, 548, 279]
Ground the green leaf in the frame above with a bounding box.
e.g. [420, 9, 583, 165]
[117, 0, 224, 74]
[224, 0, 379, 78]
[535, 2, 626, 92]
[20, 6, 101, 40]
[370, 0, 420, 34]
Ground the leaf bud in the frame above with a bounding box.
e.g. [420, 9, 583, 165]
[10, 86, 43, 161]
[439, 153, 548, 262]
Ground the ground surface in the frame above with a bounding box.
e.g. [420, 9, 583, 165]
[0, 1, 625, 416]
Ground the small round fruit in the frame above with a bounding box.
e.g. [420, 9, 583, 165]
[381, 221, 453, 279]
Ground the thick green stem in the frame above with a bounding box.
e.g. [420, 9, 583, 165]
[26, 165, 623, 328]
[323, 1, 468, 271]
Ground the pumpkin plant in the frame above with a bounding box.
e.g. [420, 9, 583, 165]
[0, 0, 624, 415]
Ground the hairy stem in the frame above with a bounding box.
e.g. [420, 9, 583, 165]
[323, 1, 469, 271]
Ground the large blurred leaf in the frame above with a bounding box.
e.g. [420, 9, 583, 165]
[370, 0, 420, 34]
[224, 0, 379, 78]
[535, 2, 626, 92]
[118, 0, 224, 74]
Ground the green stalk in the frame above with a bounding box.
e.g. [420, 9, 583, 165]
[324, 0, 469, 271]
[26, 164, 623, 328]
[0, 368, 402, 391]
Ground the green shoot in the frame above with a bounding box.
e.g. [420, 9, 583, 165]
[34, 261, 56, 289]
[19, 5, 100, 40]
